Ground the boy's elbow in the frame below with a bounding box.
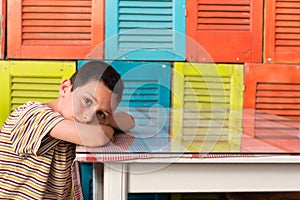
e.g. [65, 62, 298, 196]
[84, 135, 112, 147]
[81, 126, 114, 147]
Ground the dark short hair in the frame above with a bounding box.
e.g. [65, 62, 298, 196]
[70, 60, 124, 102]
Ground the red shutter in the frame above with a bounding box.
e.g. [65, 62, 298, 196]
[0, 0, 5, 59]
[186, 0, 263, 63]
[243, 63, 300, 152]
[7, 0, 104, 59]
[265, 1, 300, 63]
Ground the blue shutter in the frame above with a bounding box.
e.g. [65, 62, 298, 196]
[77, 60, 171, 138]
[105, 0, 186, 61]
[78, 61, 171, 200]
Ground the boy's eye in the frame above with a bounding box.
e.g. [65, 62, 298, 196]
[83, 98, 92, 106]
[97, 111, 107, 122]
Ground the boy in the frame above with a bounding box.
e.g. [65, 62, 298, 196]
[0, 61, 135, 199]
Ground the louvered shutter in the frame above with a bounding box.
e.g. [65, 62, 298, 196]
[186, 0, 263, 63]
[78, 60, 171, 137]
[265, 1, 300, 63]
[7, 0, 104, 59]
[243, 64, 300, 152]
[0, 0, 5, 59]
[105, 0, 185, 61]
[0, 61, 75, 127]
[172, 63, 243, 152]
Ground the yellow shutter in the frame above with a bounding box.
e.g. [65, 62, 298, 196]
[0, 61, 75, 127]
[171, 62, 243, 152]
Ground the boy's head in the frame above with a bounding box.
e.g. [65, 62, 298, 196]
[60, 60, 124, 124]
[70, 60, 124, 103]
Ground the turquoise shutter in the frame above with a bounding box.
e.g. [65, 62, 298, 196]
[77, 60, 171, 138]
[78, 61, 171, 200]
[105, 0, 186, 61]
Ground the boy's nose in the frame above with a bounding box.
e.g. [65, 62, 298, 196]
[83, 112, 94, 123]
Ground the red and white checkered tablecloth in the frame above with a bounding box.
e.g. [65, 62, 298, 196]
[72, 133, 271, 200]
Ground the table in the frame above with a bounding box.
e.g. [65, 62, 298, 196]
[75, 133, 300, 200]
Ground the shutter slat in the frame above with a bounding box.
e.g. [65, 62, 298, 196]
[257, 90, 300, 97]
[119, 8, 172, 15]
[198, 5, 250, 12]
[199, 0, 250, 5]
[22, 40, 90, 45]
[23, 13, 91, 20]
[23, 27, 91, 33]
[119, 14, 172, 22]
[119, 21, 173, 29]
[23, 0, 91, 6]
[23, 33, 91, 40]
[23, 7, 91, 13]
[257, 83, 300, 90]
[257, 97, 300, 104]
[256, 103, 300, 109]
[23, 20, 91, 26]
[199, 11, 250, 18]
[119, 1, 172, 7]
[276, 2, 300, 8]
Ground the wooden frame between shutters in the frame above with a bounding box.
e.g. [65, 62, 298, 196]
[7, 0, 104, 59]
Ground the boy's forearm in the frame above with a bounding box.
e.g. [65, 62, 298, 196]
[50, 119, 114, 147]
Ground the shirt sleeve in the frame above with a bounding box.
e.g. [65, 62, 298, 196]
[9, 103, 65, 157]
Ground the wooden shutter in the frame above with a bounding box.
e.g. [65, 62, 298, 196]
[265, 1, 300, 63]
[7, 0, 104, 59]
[0, 0, 5, 59]
[243, 63, 300, 152]
[105, 0, 185, 61]
[186, 0, 263, 63]
[172, 63, 243, 152]
[0, 61, 75, 127]
[78, 61, 171, 138]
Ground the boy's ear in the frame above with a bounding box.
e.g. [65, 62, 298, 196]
[59, 79, 73, 97]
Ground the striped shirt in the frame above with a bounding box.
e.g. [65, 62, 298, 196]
[0, 101, 75, 200]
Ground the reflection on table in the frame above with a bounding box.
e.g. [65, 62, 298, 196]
[79, 107, 300, 155]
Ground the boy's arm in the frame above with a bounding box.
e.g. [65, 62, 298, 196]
[108, 111, 135, 132]
[49, 119, 114, 147]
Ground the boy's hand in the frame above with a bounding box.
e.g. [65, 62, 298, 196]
[108, 111, 135, 132]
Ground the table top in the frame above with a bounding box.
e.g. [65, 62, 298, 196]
[75, 107, 300, 162]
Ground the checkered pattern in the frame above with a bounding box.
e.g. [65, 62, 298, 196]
[72, 133, 262, 199]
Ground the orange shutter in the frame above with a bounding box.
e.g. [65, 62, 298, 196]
[0, 0, 5, 59]
[265, 1, 300, 63]
[7, 0, 104, 59]
[243, 63, 300, 152]
[186, 0, 263, 63]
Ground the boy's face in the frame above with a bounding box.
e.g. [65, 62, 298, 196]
[60, 79, 119, 125]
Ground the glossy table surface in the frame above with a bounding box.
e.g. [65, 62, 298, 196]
[76, 108, 300, 155]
